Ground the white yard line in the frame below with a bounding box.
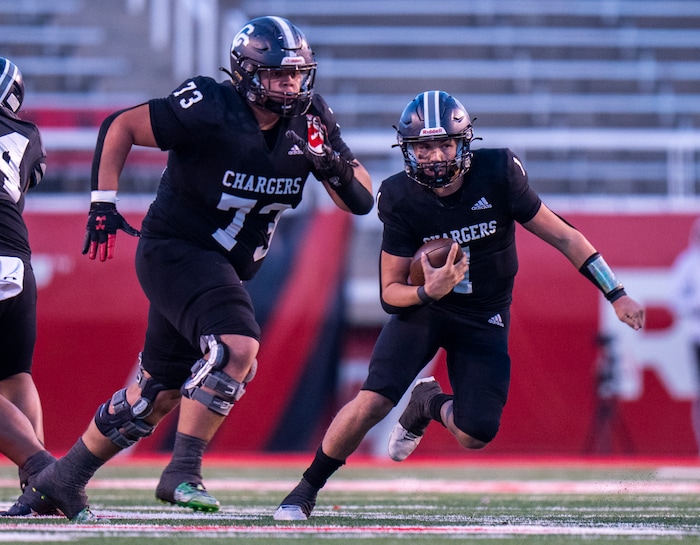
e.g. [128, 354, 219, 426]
[0, 521, 695, 539]
[3, 477, 697, 494]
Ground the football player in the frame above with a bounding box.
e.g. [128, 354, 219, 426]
[12, 16, 373, 522]
[274, 90, 645, 520]
[0, 58, 57, 517]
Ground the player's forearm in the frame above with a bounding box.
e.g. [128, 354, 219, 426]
[91, 105, 155, 191]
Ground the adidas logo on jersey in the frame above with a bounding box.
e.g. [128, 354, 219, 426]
[471, 197, 492, 210]
[488, 313, 504, 327]
[288, 144, 305, 156]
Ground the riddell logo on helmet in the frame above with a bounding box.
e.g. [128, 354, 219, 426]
[281, 57, 306, 65]
[419, 127, 447, 136]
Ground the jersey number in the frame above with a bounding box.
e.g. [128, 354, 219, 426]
[212, 194, 291, 261]
[453, 246, 473, 294]
[0, 132, 30, 203]
[173, 80, 203, 109]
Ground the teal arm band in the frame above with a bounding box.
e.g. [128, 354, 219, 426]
[579, 253, 627, 303]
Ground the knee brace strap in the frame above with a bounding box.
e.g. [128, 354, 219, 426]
[183, 370, 245, 416]
[132, 361, 168, 417]
[94, 388, 156, 449]
[184, 335, 228, 393]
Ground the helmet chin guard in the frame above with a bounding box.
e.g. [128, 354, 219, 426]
[229, 16, 317, 117]
[395, 91, 474, 188]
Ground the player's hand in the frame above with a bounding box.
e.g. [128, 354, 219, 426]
[421, 244, 469, 300]
[82, 202, 140, 262]
[285, 116, 355, 187]
[612, 295, 645, 331]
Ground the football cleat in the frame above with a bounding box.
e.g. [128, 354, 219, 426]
[273, 504, 308, 521]
[388, 376, 442, 461]
[273, 478, 318, 521]
[388, 425, 425, 462]
[0, 501, 35, 517]
[23, 461, 89, 521]
[70, 507, 109, 524]
[158, 482, 220, 513]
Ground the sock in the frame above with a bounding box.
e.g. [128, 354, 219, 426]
[301, 445, 345, 490]
[156, 432, 209, 504]
[19, 450, 56, 490]
[21, 439, 103, 519]
[160, 432, 208, 483]
[429, 393, 453, 427]
[59, 438, 107, 489]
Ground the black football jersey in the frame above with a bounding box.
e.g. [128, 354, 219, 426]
[377, 148, 541, 311]
[0, 111, 46, 261]
[143, 76, 355, 280]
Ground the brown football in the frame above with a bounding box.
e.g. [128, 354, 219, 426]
[409, 238, 464, 286]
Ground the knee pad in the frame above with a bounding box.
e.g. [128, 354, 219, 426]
[94, 358, 167, 449]
[181, 335, 251, 416]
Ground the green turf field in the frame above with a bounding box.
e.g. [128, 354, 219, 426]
[1, 457, 699, 543]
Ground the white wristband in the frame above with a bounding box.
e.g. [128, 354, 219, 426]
[91, 190, 118, 204]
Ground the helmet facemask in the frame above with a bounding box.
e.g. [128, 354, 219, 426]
[400, 134, 472, 188]
[238, 61, 316, 117]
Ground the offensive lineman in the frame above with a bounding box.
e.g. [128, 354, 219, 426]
[13, 16, 373, 522]
[274, 90, 645, 520]
[0, 58, 57, 517]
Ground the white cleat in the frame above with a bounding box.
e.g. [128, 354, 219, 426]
[273, 504, 308, 521]
[387, 376, 442, 461]
[388, 423, 424, 461]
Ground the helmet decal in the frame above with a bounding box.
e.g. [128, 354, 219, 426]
[269, 16, 298, 53]
[232, 23, 254, 50]
[420, 91, 448, 137]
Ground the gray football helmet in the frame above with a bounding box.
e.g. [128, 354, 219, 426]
[396, 90, 474, 188]
[0, 58, 24, 113]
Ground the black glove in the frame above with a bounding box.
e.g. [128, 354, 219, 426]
[285, 115, 355, 188]
[82, 201, 140, 261]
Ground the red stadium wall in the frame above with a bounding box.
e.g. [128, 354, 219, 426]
[24, 207, 700, 457]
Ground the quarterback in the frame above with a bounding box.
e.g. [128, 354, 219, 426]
[274, 90, 645, 520]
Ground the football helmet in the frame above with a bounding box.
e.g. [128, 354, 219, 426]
[0, 58, 24, 113]
[396, 90, 473, 188]
[229, 16, 316, 117]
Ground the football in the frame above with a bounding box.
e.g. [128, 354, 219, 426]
[409, 238, 464, 286]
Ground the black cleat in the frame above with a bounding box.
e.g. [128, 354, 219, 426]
[0, 501, 34, 517]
